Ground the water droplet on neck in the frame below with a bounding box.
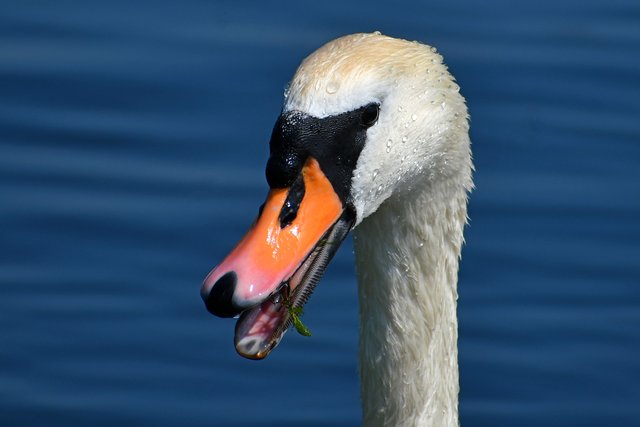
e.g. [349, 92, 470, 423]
[411, 114, 417, 121]
[372, 169, 379, 180]
[373, 30, 381, 35]
[430, 46, 437, 53]
[326, 81, 339, 94]
[402, 136, 408, 143]
[398, 106, 403, 112]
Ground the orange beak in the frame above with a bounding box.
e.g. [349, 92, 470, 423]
[201, 157, 354, 358]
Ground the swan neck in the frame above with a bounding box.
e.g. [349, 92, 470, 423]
[354, 181, 468, 427]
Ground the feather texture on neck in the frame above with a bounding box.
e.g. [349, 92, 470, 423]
[354, 176, 469, 427]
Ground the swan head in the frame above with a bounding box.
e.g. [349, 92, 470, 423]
[201, 33, 471, 359]
[284, 33, 471, 224]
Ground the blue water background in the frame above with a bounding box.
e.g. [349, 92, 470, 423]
[1, 1, 639, 426]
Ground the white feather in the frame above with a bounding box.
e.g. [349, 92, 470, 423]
[285, 33, 473, 427]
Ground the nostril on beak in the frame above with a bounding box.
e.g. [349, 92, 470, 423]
[204, 271, 241, 318]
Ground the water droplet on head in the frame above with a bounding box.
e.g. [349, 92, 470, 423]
[402, 136, 408, 143]
[411, 114, 417, 121]
[430, 46, 437, 53]
[372, 169, 379, 180]
[398, 106, 403, 112]
[373, 30, 381, 35]
[440, 101, 446, 110]
[326, 81, 339, 94]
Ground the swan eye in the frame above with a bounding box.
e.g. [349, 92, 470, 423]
[360, 103, 380, 128]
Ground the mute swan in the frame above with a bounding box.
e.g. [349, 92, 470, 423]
[201, 33, 473, 427]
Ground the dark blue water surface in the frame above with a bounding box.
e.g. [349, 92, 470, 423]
[1, 1, 639, 426]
